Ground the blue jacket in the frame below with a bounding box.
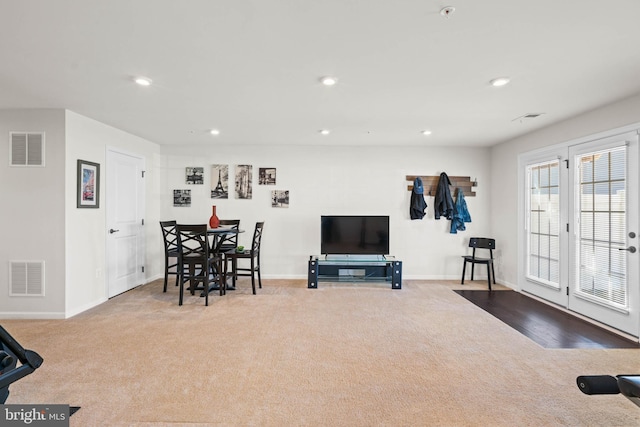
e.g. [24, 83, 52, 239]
[410, 177, 427, 219]
[450, 188, 471, 233]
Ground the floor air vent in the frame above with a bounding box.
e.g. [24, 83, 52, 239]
[10, 132, 45, 166]
[10, 261, 45, 296]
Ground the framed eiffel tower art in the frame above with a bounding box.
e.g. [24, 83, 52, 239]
[211, 164, 229, 199]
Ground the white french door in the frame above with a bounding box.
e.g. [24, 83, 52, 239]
[567, 133, 639, 336]
[521, 155, 568, 307]
[520, 131, 640, 337]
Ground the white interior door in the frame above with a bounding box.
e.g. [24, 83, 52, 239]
[106, 148, 145, 298]
[568, 132, 639, 337]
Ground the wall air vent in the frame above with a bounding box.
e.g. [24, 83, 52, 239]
[512, 113, 545, 123]
[9, 261, 45, 296]
[10, 132, 45, 166]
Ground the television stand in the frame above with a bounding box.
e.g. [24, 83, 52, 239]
[307, 255, 402, 289]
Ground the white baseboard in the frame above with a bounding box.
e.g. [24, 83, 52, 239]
[0, 312, 67, 319]
[66, 297, 108, 318]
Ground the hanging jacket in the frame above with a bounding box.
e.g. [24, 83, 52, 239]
[434, 172, 454, 220]
[450, 188, 472, 233]
[410, 177, 427, 220]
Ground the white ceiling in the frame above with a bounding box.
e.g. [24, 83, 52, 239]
[2, 0, 640, 147]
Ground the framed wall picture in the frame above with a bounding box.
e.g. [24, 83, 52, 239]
[259, 167, 276, 185]
[272, 190, 289, 207]
[211, 164, 229, 199]
[235, 164, 253, 199]
[173, 189, 191, 207]
[186, 167, 204, 184]
[77, 159, 100, 208]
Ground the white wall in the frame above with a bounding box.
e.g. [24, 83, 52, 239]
[160, 144, 492, 279]
[65, 111, 161, 316]
[0, 108, 161, 319]
[0, 109, 66, 317]
[491, 92, 640, 288]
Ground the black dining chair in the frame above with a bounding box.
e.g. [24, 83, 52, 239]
[461, 237, 496, 290]
[218, 219, 240, 253]
[176, 224, 225, 306]
[159, 220, 181, 292]
[224, 222, 264, 295]
[217, 219, 240, 288]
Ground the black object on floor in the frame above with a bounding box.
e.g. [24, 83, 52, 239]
[70, 406, 81, 416]
[454, 290, 640, 349]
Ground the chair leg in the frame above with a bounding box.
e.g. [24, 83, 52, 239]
[257, 265, 262, 290]
[257, 255, 262, 289]
[491, 262, 496, 285]
[163, 257, 169, 292]
[232, 259, 237, 288]
[461, 260, 467, 284]
[204, 264, 209, 306]
[487, 263, 492, 291]
[217, 258, 225, 296]
[250, 258, 256, 295]
[179, 273, 184, 306]
[470, 263, 475, 281]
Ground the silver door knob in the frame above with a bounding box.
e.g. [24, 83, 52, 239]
[618, 246, 637, 253]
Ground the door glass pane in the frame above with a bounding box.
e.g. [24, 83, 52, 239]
[527, 160, 560, 287]
[581, 183, 594, 211]
[576, 146, 628, 308]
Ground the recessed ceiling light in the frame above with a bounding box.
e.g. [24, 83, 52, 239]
[210, 129, 220, 136]
[134, 76, 152, 86]
[320, 76, 338, 86]
[319, 129, 330, 135]
[490, 77, 510, 87]
[421, 130, 432, 136]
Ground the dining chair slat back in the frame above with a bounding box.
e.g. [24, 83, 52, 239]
[176, 224, 224, 306]
[218, 219, 240, 253]
[225, 221, 264, 295]
[159, 220, 181, 292]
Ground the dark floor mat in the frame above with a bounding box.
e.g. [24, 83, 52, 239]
[454, 289, 640, 349]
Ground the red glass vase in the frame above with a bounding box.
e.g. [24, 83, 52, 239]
[209, 205, 220, 228]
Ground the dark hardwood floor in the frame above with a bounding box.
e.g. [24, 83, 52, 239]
[454, 289, 640, 349]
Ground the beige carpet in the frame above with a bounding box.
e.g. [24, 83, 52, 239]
[2, 279, 640, 426]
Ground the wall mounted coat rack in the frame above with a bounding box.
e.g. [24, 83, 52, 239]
[406, 175, 476, 197]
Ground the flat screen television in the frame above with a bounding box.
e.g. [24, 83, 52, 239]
[321, 215, 390, 255]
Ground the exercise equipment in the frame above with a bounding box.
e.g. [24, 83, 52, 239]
[577, 375, 640, 408]
[0, 325, 43, 404]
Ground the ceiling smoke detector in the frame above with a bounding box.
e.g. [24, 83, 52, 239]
[440, 6, 456, 18]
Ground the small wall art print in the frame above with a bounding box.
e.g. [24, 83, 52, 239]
[272, 190, 289, 208]
[77, 159, 100, 208]
[235, 164, 253, 199]
[211, 164, 229, 199]
[186, 167, 204, 184]
[173, 189, 191, 207]
[259, 167, 276, 185]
